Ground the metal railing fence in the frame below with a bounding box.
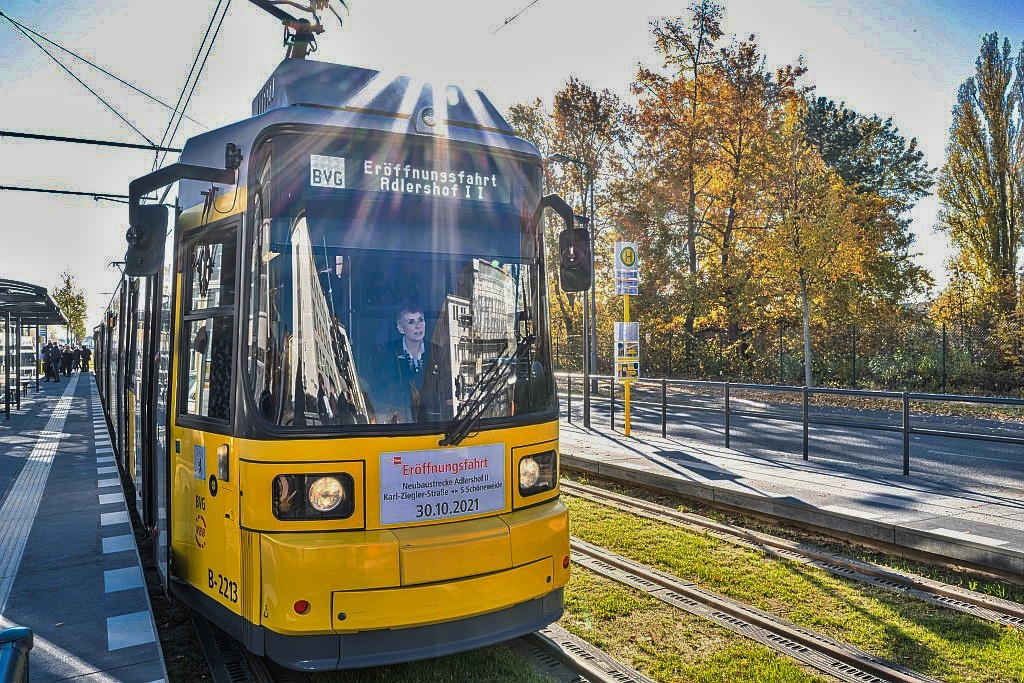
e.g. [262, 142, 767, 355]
[557, 373, 1024, 475]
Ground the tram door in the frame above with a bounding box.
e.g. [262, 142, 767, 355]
[172, 220, 241, 605]
[115, 283, 131, 465]
[138, 212, 176, 586]
[131, 277, 154, 524]
[151, 235, 174, 585]
[124, 280, 140, 483]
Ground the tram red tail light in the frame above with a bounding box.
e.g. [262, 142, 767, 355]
[293, 600, 310, 615]
[273, 473, 355, 520]
[563, 556, 570, 569]
[518, 451, 556, 497]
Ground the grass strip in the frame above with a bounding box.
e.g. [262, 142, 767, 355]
[562, 567, 832, 682]
[567, 495, 1024, 683]
[565, 473, 1024, 605]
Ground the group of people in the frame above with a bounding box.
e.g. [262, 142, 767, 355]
[41, 341, 90, 382]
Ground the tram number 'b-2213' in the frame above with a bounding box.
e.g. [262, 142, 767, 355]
[209, 570, 239, 604]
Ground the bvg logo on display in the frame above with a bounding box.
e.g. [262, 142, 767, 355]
[310, 154, 347, 188]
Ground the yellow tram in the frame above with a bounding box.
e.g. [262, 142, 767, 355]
[94, 9, 590, 672]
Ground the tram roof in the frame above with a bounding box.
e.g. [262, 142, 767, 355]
[250, 59, 514, 134]
[0, 279, 67, 325]
[175, 59, 539, 212]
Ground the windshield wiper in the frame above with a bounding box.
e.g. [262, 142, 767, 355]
[439, 334, 536, 447]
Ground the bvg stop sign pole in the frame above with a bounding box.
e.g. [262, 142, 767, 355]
[614, 242, 640, 436]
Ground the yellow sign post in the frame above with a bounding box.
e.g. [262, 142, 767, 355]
[614, 242, 640, 436]
[624, 292, 631, 435]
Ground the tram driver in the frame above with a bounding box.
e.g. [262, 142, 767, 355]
[371, 302, 452, 424]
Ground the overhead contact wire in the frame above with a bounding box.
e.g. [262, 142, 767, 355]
[154, 0, 230, 170]
[0, 10, 205, 129]
[493, 0, 543, 34]
[0, 12, 156, 146]
[165, 0, 231, 156]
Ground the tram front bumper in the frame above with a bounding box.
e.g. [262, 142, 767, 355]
[258, 499, 569, 635]
[263, 588, 564, 671]
[332, 556, 554, 630]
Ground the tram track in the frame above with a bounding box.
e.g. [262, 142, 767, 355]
[511, 623, 656, 682]
[562, 478, 1024, 629]
[571, 537, 941, 683]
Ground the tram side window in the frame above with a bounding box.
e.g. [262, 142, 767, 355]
[182, 229, 237, 422]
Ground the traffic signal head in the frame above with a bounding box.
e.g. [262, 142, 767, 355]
[124, 204, 169, 277]
[558, 227, 592, 292]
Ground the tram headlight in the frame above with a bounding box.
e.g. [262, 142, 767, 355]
[273, 473, 355, 520]
[518, 451, 556, 497]
[308, 476, 345, 512]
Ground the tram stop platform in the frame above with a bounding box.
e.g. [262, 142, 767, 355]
[559, 419, 1024, 583]
[0, 373, 167, 683]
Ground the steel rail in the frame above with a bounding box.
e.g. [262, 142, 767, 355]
[562, 480, 1024, 629]
[571, 537, 942, 683]
[515, 624, 656, 683]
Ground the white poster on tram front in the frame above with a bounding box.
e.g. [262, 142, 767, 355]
[379, 443, 505, 525]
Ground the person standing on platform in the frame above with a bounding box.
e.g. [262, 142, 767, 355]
[47, 343, 62, 383]
[81, 346, 91, 372]
[62, 345, 74, 376]
[41, 342, 52, 382]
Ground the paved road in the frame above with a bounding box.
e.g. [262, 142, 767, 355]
[559, 382, 1024, 491]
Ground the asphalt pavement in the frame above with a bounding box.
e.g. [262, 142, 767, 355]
[562, 380, 1024, 492]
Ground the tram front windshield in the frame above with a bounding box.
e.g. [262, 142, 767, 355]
[246, 145, 553, 431]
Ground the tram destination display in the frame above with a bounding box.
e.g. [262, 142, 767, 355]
[310, 153, 512, 204]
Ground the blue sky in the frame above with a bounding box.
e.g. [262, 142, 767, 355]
[1, 0, 1022, 326]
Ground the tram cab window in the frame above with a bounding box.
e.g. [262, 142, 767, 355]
[181, 229, 237, 422]
[246, 213, 555, 431]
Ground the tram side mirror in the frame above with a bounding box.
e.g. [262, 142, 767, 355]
[538, 193, 593, 293]
[124, 204, 169, 277]
[558, 227, 592, 293]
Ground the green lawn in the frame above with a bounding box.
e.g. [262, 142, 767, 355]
[565, 494, 1024, 683]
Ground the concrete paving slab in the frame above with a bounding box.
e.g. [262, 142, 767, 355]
[101, 535, 136, 555]
[104, 566, 144, 593]
[0, 374, 168, 683]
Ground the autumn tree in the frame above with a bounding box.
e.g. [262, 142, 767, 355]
[507, 98, 583, 368]
[509, 3, 943, 386]
[51, 271, 88, 344]
[756, 101, 868, 386]
[938, 33, 1023, 314]
[509, 80, 624, 372]
[703, 36, 806, 365]
[507, 87, 623, 371]
[802, 96, 934, 305]
[628, 1, 725, 364]
[551, 78, 625, 372]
